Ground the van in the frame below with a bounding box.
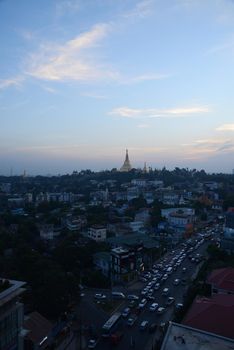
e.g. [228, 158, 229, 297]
[111, 292, 125, 299]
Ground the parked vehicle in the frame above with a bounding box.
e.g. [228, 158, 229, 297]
[139, 298, 147, 308]
[149, 303, 158, 312]
[127, 315, 137, 326]
[122, 307, 130, 318]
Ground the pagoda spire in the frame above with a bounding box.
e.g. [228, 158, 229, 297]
[120, 149, 132, 172]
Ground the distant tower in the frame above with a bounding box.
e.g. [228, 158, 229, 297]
[120, 149, 132, 172]
[143, 162, 148, 173]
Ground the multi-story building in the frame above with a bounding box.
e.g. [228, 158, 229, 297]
[110, 245, 144, 283]
[0, 279, 26, 350]
[88, 225, 107, 242]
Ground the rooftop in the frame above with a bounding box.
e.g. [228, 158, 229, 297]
[207, 267, 234, 292]
[161, 322, 234, 350]
[0, 278, 26, 307]
[107, 232, 159, 249]
[182, 295, 234, 339]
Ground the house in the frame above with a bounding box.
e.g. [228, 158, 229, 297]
[88, 225, 107, 242]
[182, 295, 234, 339]
[207, 267, 234, 296]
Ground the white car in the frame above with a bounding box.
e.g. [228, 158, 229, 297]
[154, 283, 160, 290]
[94, 293, 106, 300]
[157, 307, 165, 314]
[88, 339, 98, 348]
[139, 298, 147, 308]
[149, 303, 159, 312]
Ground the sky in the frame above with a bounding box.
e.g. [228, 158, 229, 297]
[1, 0, 234, 175]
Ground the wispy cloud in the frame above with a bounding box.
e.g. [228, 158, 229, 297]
[109, 105, 210, 119]
[121, 73, 171, 84]
[0, 76, 24, 90]
[26, 23, 118, 82]
[181, 138, 234, 159]
[81, 92, 108, 99]
[56, 0, 80, 17]
[137, 124, 149, 128]
[216, 123, 234, 131]
[123, 0, 154, 19]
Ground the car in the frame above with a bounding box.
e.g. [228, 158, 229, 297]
[175, 303, 184, 310]
[122, 307, 130, 318]
[88, 338, 98, 349]
[127, 294, 139, 301]
[154, 283, 160, 290]
[146, 294, 155, 301]
[139, 298, 147, 308]
[111, 292, 125, 299]
[162, 288, 169, 296]
[127, 315, 137, 326]
[173, 279, 180, 286]
[157, 307, 165, 314]
[149, 323, 157, 333]
[140, 320, 149, 330]
[166, 297, 175, 306]
[182, 267, 187, 273]
[94, 293, 106, 300]
[149, 303, 158, 312]
[128, 300, 137, 308]
[141, 289, 148, 295]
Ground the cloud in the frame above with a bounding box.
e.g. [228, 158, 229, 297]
[56, 0, 80, 17]
[109, 105, 210, 119]
[26, 23, 118, 82]
[137, 124, 149, 128]
[0, 76, 24, 90]
[216, 123, 234, 131]
[123, 0, 154, 19]
[181, 138, 234, 159]
[121, 73, 171, 84]
[81, 92, 108, 99]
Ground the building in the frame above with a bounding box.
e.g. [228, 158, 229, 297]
[161, 322, 234, 350]
[0, 278, 26, 350]
[110, 245, 143, 283]
[182, 295, 234, 339]
[221, 209, 234, 253]
[119, 149, 132, 172]
[207, 267, 234, 296]
[88, 225, 107, 242]
[24, 311, 52, 349]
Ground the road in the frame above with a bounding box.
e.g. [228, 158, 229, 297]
[76, 235, 212, 350]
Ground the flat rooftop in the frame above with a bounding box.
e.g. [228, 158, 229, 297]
[0, 279, 26, 307]
[161, 322, 234, 350]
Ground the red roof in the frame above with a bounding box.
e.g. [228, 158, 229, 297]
[207, 267, 234, 292]
[182, 295, 234, 339]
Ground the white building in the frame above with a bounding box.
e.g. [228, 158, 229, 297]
[88, 225, 107, 242]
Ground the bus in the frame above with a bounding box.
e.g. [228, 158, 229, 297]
[101, 312, 122, 337]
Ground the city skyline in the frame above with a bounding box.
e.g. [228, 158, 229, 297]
[1, 0, 234, 175]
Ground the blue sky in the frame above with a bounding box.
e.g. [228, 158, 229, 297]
[1, 0, 234, 175]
